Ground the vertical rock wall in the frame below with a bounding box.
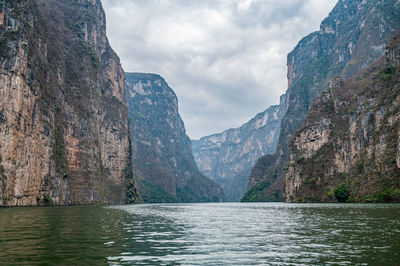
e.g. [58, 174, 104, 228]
[285, 36, 400, 202]
[243, 0, 400, 202]
[0, 0, 135, 206]
[125, 73, 224, 203]
[192, 94, 286, 201]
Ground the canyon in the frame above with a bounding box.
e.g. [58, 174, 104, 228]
[1, 0, 400, 206]
[192, 95, 286, 201]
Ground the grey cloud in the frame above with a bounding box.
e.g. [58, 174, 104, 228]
[101, 0, 337, 139]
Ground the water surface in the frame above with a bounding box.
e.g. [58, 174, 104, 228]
[0, 203, 399, 265]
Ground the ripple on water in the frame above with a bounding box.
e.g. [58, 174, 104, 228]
[1, 203, 400, 265]
[105, 203, 400, 265]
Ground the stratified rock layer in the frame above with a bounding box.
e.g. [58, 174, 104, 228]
[125, 73, 224, 203]
[0, 0, 137, 206]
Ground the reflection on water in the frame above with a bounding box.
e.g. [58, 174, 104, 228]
[1, 203, 400, 265]
[0, 205, 127, 265]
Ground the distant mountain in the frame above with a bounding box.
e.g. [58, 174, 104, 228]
[242, 0, 400, 202]
[125, 73, 224, 203]
[192, 95, 286, 201]
[0, 0, 138, 206]
[285, 33, 400, 203]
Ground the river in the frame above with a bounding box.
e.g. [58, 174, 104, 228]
[0, 203, 399, 265]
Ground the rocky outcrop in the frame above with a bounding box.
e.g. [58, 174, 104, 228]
[242, 0, 400, 202]
[125, 73, 224, 203]
[192, 95, 286, 201]
[0, 0, 138, 206]
[285, 34, 400, 202]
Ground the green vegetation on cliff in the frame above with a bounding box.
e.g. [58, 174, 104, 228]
[125, 73, 224, 203]
[285, 33, 400, 203]
[243, 0, 400, 202]
[0, 0, 134, 206]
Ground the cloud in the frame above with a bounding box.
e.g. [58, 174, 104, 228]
[101, 0, 337, 139]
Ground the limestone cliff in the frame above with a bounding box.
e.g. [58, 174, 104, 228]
[285, 35, 400, 203]
[125, 73, 224, 203]
[242, 0, 400, 202]
[192, 95, 286, 201]
[0, 0, 138, 206]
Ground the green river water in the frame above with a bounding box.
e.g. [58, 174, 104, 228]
[0, 203, 399, 265]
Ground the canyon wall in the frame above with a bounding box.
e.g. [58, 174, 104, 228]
[285, 35, 400, 202]
[192, 95, 286, 201]
[125, 73, 224, 203]
[0, 0, 138, 206]
[242, 0, 400, 202]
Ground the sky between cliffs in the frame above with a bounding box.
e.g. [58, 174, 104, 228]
[101, 0, 337, 139]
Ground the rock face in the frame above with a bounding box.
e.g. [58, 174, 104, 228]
[0, 0, 138, 206]
[242, 0, 400, 202]
[125, 73, 224, 203]
[192, 95, 286, 201]
[285, 34, 400, 203]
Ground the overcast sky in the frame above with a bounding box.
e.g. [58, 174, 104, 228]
[101, 0, 337, 139]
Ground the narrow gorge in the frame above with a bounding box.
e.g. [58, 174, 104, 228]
[1, 0, 399, 207]
[192, 95, 286, 201]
